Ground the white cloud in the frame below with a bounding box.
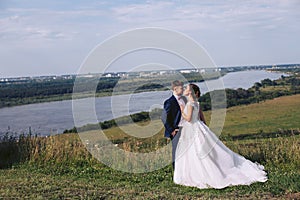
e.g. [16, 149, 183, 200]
[0, 0, 299, 77]
[109, 0, 299, 33]
[111, 1, 174, 24]
[2, 0, 297, 43]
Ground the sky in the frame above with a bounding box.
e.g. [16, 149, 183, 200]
[0, 0, 300, 78]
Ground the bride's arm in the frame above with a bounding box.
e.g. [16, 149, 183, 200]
[180, 104, 194, 122]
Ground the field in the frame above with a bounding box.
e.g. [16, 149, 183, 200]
[220, 93, 300, 136]
[0, 95, 300, 199]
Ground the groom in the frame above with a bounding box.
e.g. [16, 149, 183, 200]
[161, 80, 186, 169]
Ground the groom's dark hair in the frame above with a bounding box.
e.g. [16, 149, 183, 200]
[172, 80, 183, 90]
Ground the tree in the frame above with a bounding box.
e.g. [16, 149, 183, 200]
[261, 78, 273, 87]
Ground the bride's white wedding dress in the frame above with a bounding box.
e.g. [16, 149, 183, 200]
[174, 101, 267, 189]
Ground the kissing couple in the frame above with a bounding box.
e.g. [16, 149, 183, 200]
[162, 80, 267, 189]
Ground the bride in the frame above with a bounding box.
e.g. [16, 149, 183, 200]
[174, 84, 268, 189]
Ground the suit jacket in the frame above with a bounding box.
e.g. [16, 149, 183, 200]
[161, 95, 186, 138]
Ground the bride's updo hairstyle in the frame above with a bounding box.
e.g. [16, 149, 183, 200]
[189, 83, 201, 99]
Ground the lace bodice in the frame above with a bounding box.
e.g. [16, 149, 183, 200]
[184, 101, 200, 123]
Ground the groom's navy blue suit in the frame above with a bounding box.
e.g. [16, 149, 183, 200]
[161, 95, 187, 169]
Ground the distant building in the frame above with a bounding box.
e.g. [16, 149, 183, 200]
[180, 69, 198, 74]
[103, 73, 119, 78]
[180, 70, 192, 74]
[117, 72, 128, 78]
[139, 71, 152, 77]
[0, 78, 8, 82]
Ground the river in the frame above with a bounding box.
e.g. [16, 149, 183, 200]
[0, 70, 287, 136]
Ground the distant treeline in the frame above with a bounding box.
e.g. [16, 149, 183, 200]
[0, 77, 120, 108]
[268, 67, 300, 74]
[0, 71, 225, 108]
[0, 77, 119, 99]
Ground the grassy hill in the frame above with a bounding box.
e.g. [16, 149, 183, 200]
[0, 95, 299, 199]
[219, 93, 300, 136]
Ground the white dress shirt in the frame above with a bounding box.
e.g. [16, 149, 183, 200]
[173, 92, 186, 127]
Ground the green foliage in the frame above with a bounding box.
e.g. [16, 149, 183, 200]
[0, 71, 225, 108]
[199, 75, 300, 111]
[0, 77, 120, 108]
[64, 108, 162, 133]
[136, 83, 164, 91]
[0, 133, 20, 168]
[0, 79, 74, 99]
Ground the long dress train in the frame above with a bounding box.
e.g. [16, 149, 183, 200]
[174, 102, 267, 189]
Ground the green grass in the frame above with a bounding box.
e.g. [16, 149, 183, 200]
[0, 95, 300, 199]
[220, 94, 300, 136]
[0, 135, 299, 199]
[1, 164, 298, 199]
